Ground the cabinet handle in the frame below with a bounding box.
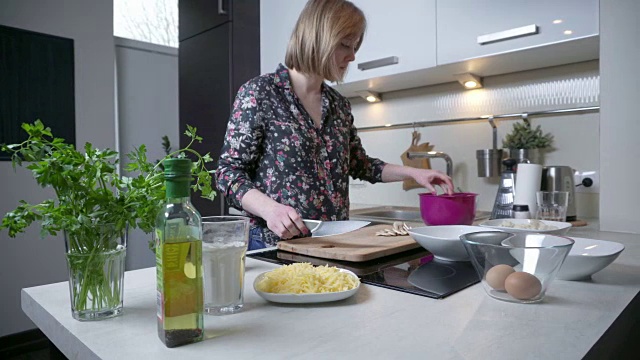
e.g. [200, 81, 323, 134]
[218, 0, 227, 15]
[357, 56, 399, 71]
[477, 24, 538, 45]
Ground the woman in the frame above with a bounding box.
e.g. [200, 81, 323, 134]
[216, 0, 453, 250]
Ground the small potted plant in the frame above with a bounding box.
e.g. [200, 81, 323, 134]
[1, 121, 215, 321]
[502, 119, 553, 164]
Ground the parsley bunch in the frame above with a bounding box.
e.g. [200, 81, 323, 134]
[1, 120, 216, 243]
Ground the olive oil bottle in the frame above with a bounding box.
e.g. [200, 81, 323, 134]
[155, 158, 204, 348]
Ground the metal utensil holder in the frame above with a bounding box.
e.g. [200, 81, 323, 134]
[476, 117, 504, 177]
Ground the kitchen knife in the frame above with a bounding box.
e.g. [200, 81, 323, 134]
[302, 219, 371, 238]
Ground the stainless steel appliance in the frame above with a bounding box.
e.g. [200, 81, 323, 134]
[541, 166, 577, 221]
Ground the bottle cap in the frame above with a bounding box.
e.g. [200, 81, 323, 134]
[163, 159, 192, 198]
[163, 158, 192, 177]
[512, 204, 530, 212]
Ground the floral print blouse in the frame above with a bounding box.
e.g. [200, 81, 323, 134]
[215, 64, 386, 246]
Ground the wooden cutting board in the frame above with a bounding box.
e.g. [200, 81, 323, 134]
[276, 224, 421, 262]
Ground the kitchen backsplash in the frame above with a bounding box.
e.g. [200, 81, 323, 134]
[349, 60, 599, 219]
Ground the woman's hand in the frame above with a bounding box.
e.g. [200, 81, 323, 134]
[262, 203, 308, 239]
[240, 189, 308, 239]
[381, 164, 454, 194]
[411, 168, 454, 194]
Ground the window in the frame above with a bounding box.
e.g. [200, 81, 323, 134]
[114, 0, 178, 48]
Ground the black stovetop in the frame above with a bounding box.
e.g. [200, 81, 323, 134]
[247, 247, 479, 299]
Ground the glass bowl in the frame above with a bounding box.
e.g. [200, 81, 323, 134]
[460, 231, 574, 304]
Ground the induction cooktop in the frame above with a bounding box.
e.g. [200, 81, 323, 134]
[247, 247, 480, 299]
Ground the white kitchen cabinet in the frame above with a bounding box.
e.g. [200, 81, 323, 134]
[261, 0, 598, 98]
[260, 0, 307, 74]
[341, 0, 436, 84]
[260, 0, 436, 88]
[436, 0, 599, 65]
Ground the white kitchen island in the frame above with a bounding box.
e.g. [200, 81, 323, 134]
[22, 224, 640, 360]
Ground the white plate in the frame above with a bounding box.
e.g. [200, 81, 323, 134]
[478, 218, 572, 235]
[253, 269, 360, 304]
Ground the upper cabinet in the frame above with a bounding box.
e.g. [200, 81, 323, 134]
[436, 0, 599, 65]
[260, 0, 306, 74]
[260, 0, 436, 84]
[179, 0, 231, 41]
[260, 0, 599, 98]
[341, 0, 436, 84]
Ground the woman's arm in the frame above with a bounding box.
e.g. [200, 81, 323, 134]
[215, 82, 263, 209]
[380, 163, 453, 194]
[215, 81, 307, 239]
[241, 189, 307, 239]
[343, 100, 453, 194]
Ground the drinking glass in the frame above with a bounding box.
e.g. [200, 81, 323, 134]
[201, 216, 250, 315]
[535, 191, 569, 222]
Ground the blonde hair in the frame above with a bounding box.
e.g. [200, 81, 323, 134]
[285, 0, 366, 82]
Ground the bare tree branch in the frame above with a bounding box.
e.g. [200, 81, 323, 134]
[114, 0, 178, 47]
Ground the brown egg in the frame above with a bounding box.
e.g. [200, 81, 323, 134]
[485, 264, 515, 291]
[505, 272, 542, 300]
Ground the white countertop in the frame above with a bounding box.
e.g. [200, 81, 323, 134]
[22, 223, 640, 360]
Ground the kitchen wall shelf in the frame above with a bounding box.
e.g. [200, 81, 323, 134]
[357, 106, 599, 132]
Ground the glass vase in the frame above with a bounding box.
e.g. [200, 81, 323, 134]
[63, 224, 127, 321]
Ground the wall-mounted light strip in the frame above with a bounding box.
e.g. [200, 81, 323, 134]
[356, 106, 599, 132]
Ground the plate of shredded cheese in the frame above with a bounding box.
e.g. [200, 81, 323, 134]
[253, 263, 360, 304]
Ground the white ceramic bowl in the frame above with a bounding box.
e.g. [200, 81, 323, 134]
[478, 219, 572, 236]
[556, 237, 625, 281]
[408, 225, 489, 261]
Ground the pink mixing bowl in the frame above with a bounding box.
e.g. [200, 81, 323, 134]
[419, 192, 478, 226]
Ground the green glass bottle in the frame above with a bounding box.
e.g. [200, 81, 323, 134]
[155, 158, 204, 348]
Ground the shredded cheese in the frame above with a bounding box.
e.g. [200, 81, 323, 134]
[499, 220, 559, 230]
[255, 263, 360, 294]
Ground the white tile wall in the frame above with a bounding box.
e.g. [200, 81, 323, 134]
[349, 60, 600, 219]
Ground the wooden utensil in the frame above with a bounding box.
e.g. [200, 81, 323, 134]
[276, 224, 421, 262]
[400, 131, 434, 190]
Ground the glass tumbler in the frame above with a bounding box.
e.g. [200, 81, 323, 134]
[535, 191, 569, 222]
[201, 216, 250, 315]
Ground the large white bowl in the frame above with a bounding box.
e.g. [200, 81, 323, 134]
[478, 218, 572, 236]
[556, 237, 625, 281]
[408, 225, 489, 261]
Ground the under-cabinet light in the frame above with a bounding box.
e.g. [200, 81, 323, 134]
[356, 90, 382, 103]
[454, 73, 483, 89]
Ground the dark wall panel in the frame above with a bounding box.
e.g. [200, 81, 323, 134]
[0, 25, 75, 160]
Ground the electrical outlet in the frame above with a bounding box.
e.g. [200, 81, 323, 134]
[574, 170, 599, 193]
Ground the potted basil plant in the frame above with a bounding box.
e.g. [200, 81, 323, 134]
[502, 119, 554, 164]
[0, 121, 215, 321]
